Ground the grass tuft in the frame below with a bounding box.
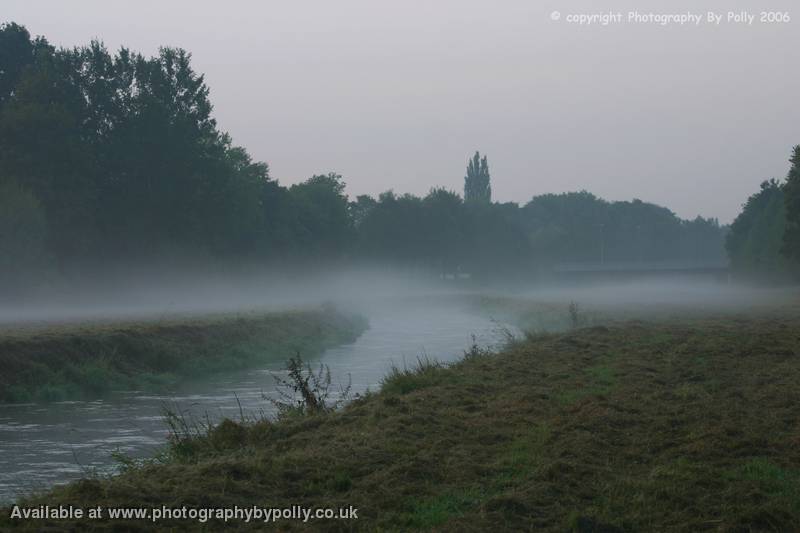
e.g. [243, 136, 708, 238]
[381, 356, 447, 395]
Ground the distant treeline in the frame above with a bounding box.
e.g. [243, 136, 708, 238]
[725, 147, 800, 282]
[0, 23, 729, 292]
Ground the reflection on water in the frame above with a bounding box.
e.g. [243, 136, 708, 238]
[0, 299, 511, 504]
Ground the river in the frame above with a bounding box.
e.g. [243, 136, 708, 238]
[0, 297, 511, 504]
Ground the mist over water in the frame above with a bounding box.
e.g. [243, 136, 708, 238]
[0, 292, 511, 504]
[2, 265, 778, 330]
[0, 264, 794, 505]
[0, 269, 469, 327]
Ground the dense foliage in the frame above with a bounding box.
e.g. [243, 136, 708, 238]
[725, 180, 788, 278]
[0, 23, 729, 294]
[782, 146, 800, 260]
[724, 147, 800, 281]
[464, 151, 491, 204]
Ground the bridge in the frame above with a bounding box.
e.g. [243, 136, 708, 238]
[552, 261, 730, 282]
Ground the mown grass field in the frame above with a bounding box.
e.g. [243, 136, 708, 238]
[4, 299, 800, 531]
[0, 306, 367, 403]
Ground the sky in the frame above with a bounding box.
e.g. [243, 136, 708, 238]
[4, 0, 798, 222]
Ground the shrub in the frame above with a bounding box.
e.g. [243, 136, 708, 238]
[268, 353, 351, 418]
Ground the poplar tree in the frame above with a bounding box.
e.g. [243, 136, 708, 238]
[464, 151, 491, 204]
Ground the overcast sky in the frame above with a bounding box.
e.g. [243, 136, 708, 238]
[4, 0, 798, 222]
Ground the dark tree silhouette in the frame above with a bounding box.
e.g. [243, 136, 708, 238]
[782, 145, 800, 261]
[0, 22, 733, 292]
[464, 151, 491, 204]
[726, 180, 788, 279]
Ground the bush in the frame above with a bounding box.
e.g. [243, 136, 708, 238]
[268, 353, 351, 418]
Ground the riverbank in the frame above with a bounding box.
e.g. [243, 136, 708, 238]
[0, 306, 367, 403]
[4, 306, 800, 530]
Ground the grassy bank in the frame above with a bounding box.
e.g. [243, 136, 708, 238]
[0, 305, 367, 403]
[4, 306, 800, 531]
[472, 290, 800, 333]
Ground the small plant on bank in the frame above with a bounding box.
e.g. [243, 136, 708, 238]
[268, 353, 351, 418]
[490, 319, 519, 347]
[464, 334, 494, 360]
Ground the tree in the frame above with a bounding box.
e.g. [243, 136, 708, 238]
[522, 191, 609, 265]
[464, 201, 528, 281]
[421, 188, 466, 273]
[0, 22, 36, 107]
[782, 145, 800, 260]
[358, 191, 426, 265]
[726, 179, 788, 278]
[520, 191, 726, 269]
[0, 40, 97, 263]
[349, 195, 377, 229]
[0, 24, 275, 269]
[464, 151, 491, 204]
[288, 173, 353, 258]
[0, 179, 53, 292]
[95, 46, 222, 254]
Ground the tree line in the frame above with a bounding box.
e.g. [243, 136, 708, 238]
[724, 146, 800, 281]
[0, 23, 730, 293]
